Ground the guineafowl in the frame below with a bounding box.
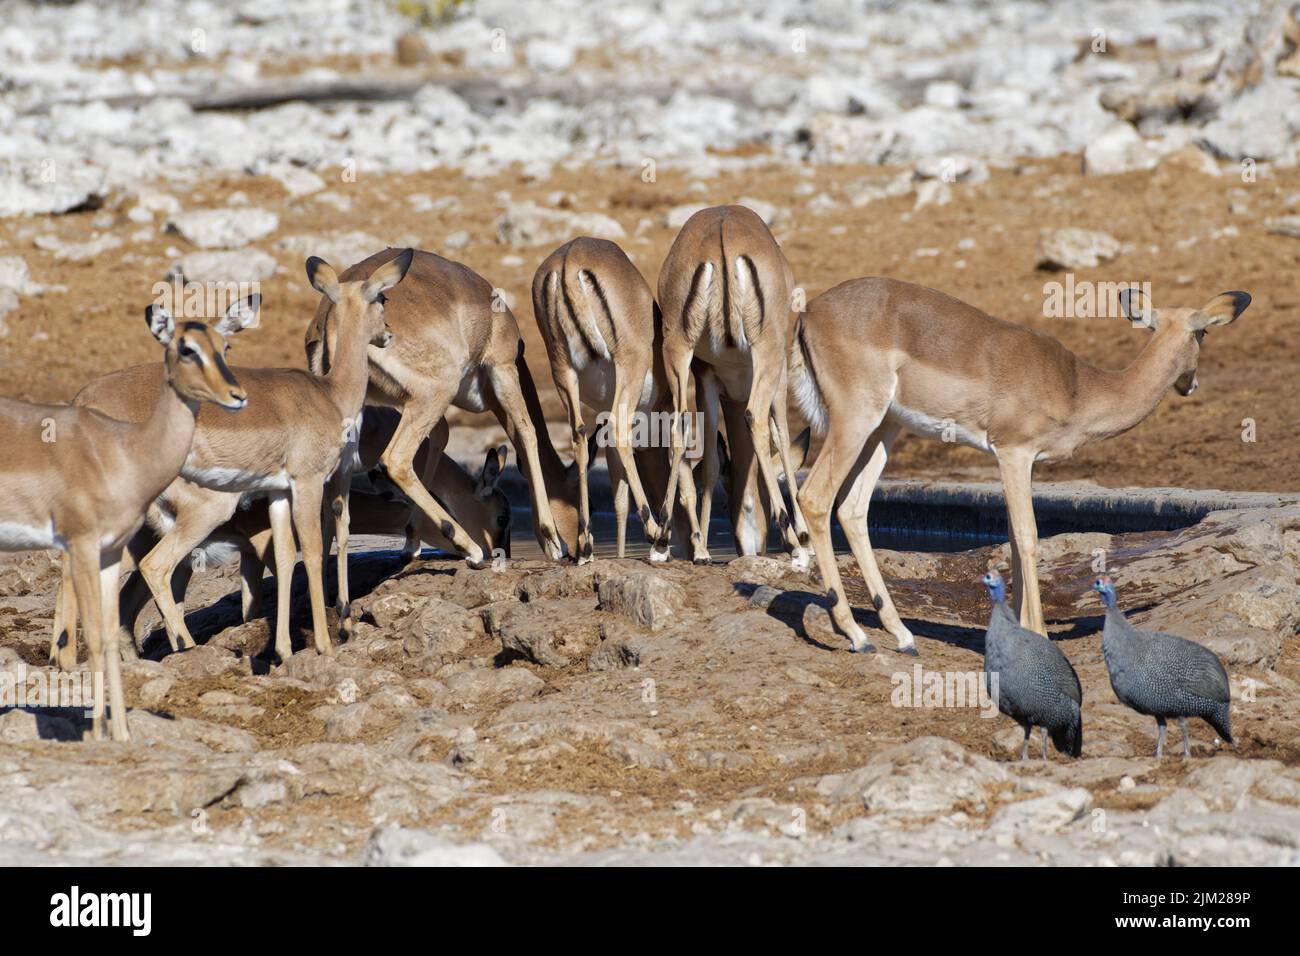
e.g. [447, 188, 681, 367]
[1092, 575, 1233, 758]
[981, 569, 1083, 760]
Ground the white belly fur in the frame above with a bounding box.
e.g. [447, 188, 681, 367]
[888, 400, 991, 452]
[0, 519, 64, 552]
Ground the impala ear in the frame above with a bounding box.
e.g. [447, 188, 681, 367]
[1192, 291, 1251, 330]
[213, 293, 262, 336]
[145, 303, 176, 346]
[476, 445, 507, 498]
[306, 257, 340, 304]
[362, 248, 415, 303]
[1118, 287, 1155, 329]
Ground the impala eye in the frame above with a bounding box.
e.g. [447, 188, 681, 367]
[179, 343, 200, 361]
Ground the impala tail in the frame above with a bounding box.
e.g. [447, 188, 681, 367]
[789, 314, 827, 435]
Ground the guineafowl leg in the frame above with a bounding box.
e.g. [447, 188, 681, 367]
[1041, 726, 1048, 762]
[1020, 723, 1031, 761]
[1179, 717, 1191, 758]
[1155, 717, 1167, 758]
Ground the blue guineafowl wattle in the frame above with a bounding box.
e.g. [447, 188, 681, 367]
[1092, 575, 1233, 758]
[981, 569, 1082, 760]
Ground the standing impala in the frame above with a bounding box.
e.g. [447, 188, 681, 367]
[532, 236, 703, 562]
[654, 205, 811, 566]
[0, 309, 245, 740]
[791, 280, 1251, 654]
[320, 248, 576, 567]
[62, 253, 412, 663]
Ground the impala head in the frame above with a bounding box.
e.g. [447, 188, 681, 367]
[1091, 574, 1117, 607]
[146, 305, 247, 410]
[306, 248, 413, 360]
[474, 444, 513, 558]
[1118, 288, 1251, 397]
[981, 567, 1006, 603]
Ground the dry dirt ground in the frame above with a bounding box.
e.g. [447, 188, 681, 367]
[1, 500, 1298, 865]
[2, 155, 1298, 490]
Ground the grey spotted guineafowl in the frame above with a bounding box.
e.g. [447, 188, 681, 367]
[1092, 575, 1232, 758]
[981, 569, 1082, 760]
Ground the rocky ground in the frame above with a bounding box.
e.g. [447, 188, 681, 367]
[1, 502, 1297, 865]
[1, 0, 1299, 866]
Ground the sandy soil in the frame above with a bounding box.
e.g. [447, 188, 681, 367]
[1, 155, 1297, 492]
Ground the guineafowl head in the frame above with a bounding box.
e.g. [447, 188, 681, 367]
[1092, 575, 1117, 607]
[981, 568, 1006, 603]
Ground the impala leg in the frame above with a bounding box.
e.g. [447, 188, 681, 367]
[797, 403, 880, 653]
[555, 366, 594, 564]
[771, 372, 812, 552]
[610, 372, 664, 549]
[605, 445, 629, 558]
[381, 398, 487, 567]
[67, 540, 106, 740]
[996, 447, 1045, 635]
[691, 368, 720, 565]
[489, 362, 565, 561]
[836, 421, 915, 653]
[239, 540, 268, 623]
[49, 553, 79, 669]
[403, 422, 447, 559]
[290, 480, 333, 656]
[267, 492, 296, 661]
[651, 350, 692, 561]
[746, 372, 805, 565]
[326, 469, 353, 637]
[137, 496, 238, 653]
[99, 555, 130, 741]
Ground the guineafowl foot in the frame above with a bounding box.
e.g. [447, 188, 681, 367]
[1155, 718, 1167, 758]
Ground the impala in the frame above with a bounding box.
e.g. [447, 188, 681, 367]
[654, 205, 811, 566]
[1, 307, 245, 740]
[58, 253, 411, 664]
[791, 280, 1251, 654]
[318, 248, 578, 568]
[532, 236, 708, 562]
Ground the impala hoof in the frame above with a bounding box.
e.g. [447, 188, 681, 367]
[648, 546, 670, 564]
[849, 637, 877, 654]
[896, 643, 919, 657]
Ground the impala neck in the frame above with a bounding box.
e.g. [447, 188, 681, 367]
[323, 313, 372, 420]
[141, 364, 201, 481]
[1074, 328, 1189, 443]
